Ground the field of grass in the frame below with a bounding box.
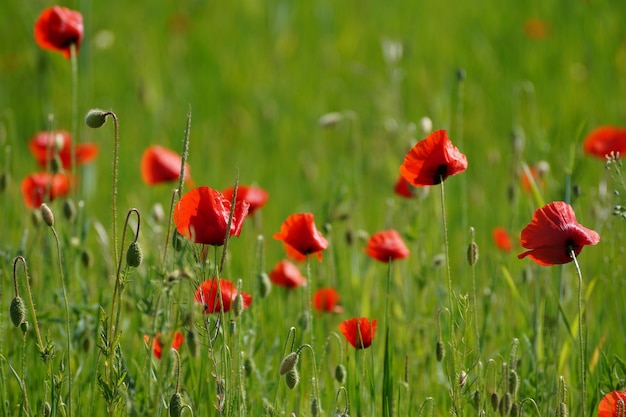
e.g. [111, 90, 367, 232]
[1, 1, 626, 416]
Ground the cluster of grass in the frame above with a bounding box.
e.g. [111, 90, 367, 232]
[1, 1, 626, 416]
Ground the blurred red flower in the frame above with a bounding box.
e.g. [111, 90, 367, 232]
[195, 278, 252, 314]
[518, 202, 600, 266]
[273, 213, 328, 260]
[269, 260, 307, 288]
[598, 390, 626, 417]
[144, 331, 184, 359]
[174, 186, 249, 246]
[34, 6, 83, 59]
[523, 18, 549, 40]
[28, 130, 98, 169]
[222, 185, 268, 216]
[492, 227, 512, 252]
[393, 175, 416, 198]
[364, 229, 410, 262]
[21, 172, 71, 209]
[582, 126, 626, 159]
[312, 288, 342, 313]
[141, 145, 192, 186]
[400, 130, 468, 186]
[339, 317, 377, 349]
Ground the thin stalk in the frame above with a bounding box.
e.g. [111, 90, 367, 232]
[70, 43, 78, 201]
[14, 257, 45, 355]
[570, 250, 586, 417]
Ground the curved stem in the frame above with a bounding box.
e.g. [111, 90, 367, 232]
[570, 249, 586, 417]
[297, 344, 321, 409]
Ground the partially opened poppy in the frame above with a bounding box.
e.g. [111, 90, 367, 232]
[364, 229, 410, 262]
[144, 331, 184, 359]
[518, 201, 600, 266]
[195, 278, 252, 314]
[141, 145, 192, 186]
[174, 186, 249, 246]
[34, 6, 84, 59]
[21, 172, 71, 209]
[28, 130, 98, 169]
[339, 317, 377, 349]
[582, 126, 626, 159]
[598, 390, 626, 417]
[269, 260, 307, 288]
[273, 213, 328, 260]
[222, 185, 269, 216]
[492, 227, 512, 252]
[312, 288, 342, 313]
[400, 129, 468, 186]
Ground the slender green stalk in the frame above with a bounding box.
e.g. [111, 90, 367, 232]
[13, 257, 45, 357]
[70, 43, 78, 201]
[570, 250, 586, 417]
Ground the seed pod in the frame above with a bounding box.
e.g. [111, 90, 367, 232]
[126, 241, 143, 267]
[169, 392, 184, 417]
[508, 370, 519, 395]
[10, 296, 27, 327]
[81, 249, 93, 268]
[40, 203, 55, 227]
[233, 293, 244, 318]
[467, 241, 479, 266]
[279, 352, 299, 375]
[0, 171, 9, 193]
[335, 364, 347, 384]
[472, 389, 481, 411]
[85, 109, 108, 128]
[436, 340, 445, 362]
[285, 366, 300, 389]
[20, 321, 29, 334]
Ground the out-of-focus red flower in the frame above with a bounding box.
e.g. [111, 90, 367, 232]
[492, 227, 512, 252]
[273, 213, 328, 260]
[222, 185, 268, 216]
[174, 186, 249, 246]
[339, 317, 377, 349]
[598, 390, 626, 417]
[312, 288, 342, 313]
[195, 278, 252, 314]
[34, 6, 83, 59]
[144, 331, 184, 359]
[21, 172, 71, 209]
[393, 175, 415, 198]
[28, 130, 98, 169]
[364, 229, 410, 262]
[269, 260, 307, 288]
[582, 126, 626, 159]
[518, 201, 600, 266]
[400, 130, 468, 186]
[523, 18, 549, 40]
[141, 145, 192, 186]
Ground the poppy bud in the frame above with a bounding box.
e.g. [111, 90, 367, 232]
[279, 352, 299, 375]
[63, 198, 77, 223]
[186, 329, 197, 358]
[169, 392, 184, 417]
[436, 340, 445, 362]
[233, 293, 244, 318]
[298, 311, 310, 332]
[310, 397, 319, 417]
[40, 203, 55, 227]
[335, 364, 347, 384]
[258, 272, 271, 298]
[126, 241, 143, 267]
[490, 392, 499, 411]
[285, 366, 300, 389]
[500, 392, 512, 416]
[10, 296, 27, 327]
[50, 154, 63, 174]
[243, 357, 254, 377]
[508, 370, 518, 395]
[85, 109, 108, 128]
[511, 403, 520, 417]
[20, 321, 29, 335]
[81, 249, 93, 268]
[472, 390, 481, 411]
[467, 242, 479, 266]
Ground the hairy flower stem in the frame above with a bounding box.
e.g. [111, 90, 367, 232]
[570, 250, 586, 416]
[14, 257, 45, 358]
[70, 43, 78, 201]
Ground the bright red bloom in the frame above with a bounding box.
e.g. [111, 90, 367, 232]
[34, 6, 83, 59]
[273, 213, 328, 260]
[339, 318, 377, 349]
[518, 201, 600, 266]
[174, 186, 249, 246]
[492, 227, 512, 252]
[21, 172, 71, 209]
[400, 130, 468, 186]
[141, 145, 192, 186]
[393, 175, 416, 198]
[598, 390, 626, 417]
[312, 288, 342, 313]
[222, 185, 268, 216]
[144, 331, 184, 359]
[269, 260, 307, 288]
[28, 130, 98, 169]
[194, 278, 252, 314]
[364, 229, 410, 262]
[582, 126, 626, 159]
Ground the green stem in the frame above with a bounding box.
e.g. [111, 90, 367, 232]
[70, 43, 78, 201]
[570, 250, 586, 417]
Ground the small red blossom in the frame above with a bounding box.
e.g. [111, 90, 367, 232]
[582, 126, 626, 159]
[393, 175, 416, 198]
[269, 260, 307, 288]
[312, 288, 342, 313]
[21, 172, 71, 209]
[34, 6, 83, 59]
[141, 145, 192, 186]
[492, 227, 512, 252]
[195, 278, 252, 314]
[364, 229, 410, 262]
[174, 186, 249, 246]
[222, 185, 269, 216]
[28, 130, 98, 169]
[518, 201, 600, 266]
[273, 213, 328, 260]
[339, 317, 377, 349]
[144, 331, 184, 359]
[598, 390, 626, 417]
[400, 130, 468, 186]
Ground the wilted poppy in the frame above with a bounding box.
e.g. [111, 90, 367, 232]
[400, 129, 468, 186]
[28, 130, 98, 169]
[598, 390, 626, 417]
[21, 172, 71, 209]
[174, 186, 249, 246]
[582, 126, 626, 159]
[518, 201, 600, 266]
[312, 288, 342, 313]
[393, 175, 416, 198]
[34, 6, 83, 59]
[222, 185, 268, 216]
[144, 331, 184, 359]
[269, 260, 307, 288]
[195, 278, 252, 314]
[492, 227, 512, 252]
[339, 317, 377, 349]
[364, 229, 410, 262]
[141, 145, 192, 186]
[273, 213, 328, 260]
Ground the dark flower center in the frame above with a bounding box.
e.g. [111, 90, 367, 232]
[565, 237, 577, 258]
[433, 164, 448, 185]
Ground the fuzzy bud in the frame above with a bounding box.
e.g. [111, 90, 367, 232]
[285, 366, 300, 390]
[85, 109, 108, 128]
[169, 392, 184, 417]
[490, 392, 499, 411]
[0, 171, 9, 193]
[50, 154, 63, 174]
[258, 272, 271, 298]
[436, 340, 445, 362]
[243, 357, 254, 377]
[40, 203, 55, 227]
[10, 296, 27, 327]
[233, 293, 244, 318]
[472, 390, 481, 411]
[81, 249, 93, 268]
[508, 370, 519, 395]
[467, 242, 479, 266]
[335, 364, 347, 384]
[279, 352, 299, 375]
[126, 241, 143, 267]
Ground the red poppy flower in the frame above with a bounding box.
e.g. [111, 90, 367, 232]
[21, 172, 71, 209]
[492, 227, 512, 252]
[518, 201, 600, 266]
[400, 130, 468, 186]
[174, 186, 249, 246]
[273, 213, 329, 260]
[582, 126, 626, 159]
[28, 130, 98, 169]
[222, 185, 269, 216]
[312, 288, 342, 313]
[363, 229, 410, 262]
[339, 317, 377, 349]
[269, 260, 307, 288]
[598, 390, 626, 417]
[393, 175, 416, 198]
[144, 331, 184, 359]
[141, 145, 192, 186]
[195, 278, 252, 314]
[34, 6, 83, 59]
